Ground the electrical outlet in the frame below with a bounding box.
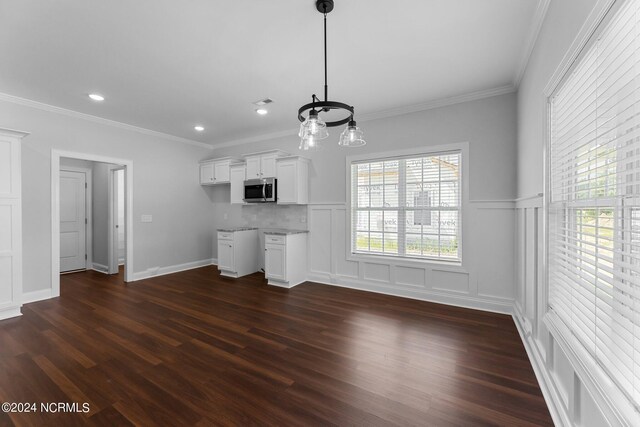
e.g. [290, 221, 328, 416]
[141, 215, 153, 223]
[223, 213, 228, 220]
[300, 217, 307, 223]
[252, 214, 257, 221]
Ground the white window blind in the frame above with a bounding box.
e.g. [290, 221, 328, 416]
[350, 151, 461, 261]
[548, 0, 640, 408]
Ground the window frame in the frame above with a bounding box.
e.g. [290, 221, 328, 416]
[345, 142, 469, 267]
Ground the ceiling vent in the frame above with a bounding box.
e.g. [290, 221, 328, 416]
[253, 98, 273, 106]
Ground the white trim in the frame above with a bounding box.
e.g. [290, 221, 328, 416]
[513, 306, 571, 427]
[544, 312, 640, 426]
[543, 0, 618, 97]
[59, 165, 93, 269]
[0, 128, 29, 138]
[0, 92, 212, 149]
[514, 0, 552, 87]
[132, 259, 215, 281]
[209, 85, 515, 148]
[22, 289, 54, 305]
[306, 273, 513, 314]
[52, 150, 134, 298]
[0, 307, 22, 321]
[92, 263, 109, 274]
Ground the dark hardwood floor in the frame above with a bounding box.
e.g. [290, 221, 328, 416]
[0, 266, 552, 426]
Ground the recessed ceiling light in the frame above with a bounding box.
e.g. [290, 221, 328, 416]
[194, 125, 205, 132]
[88, 93, 105, 102]
[256, 108, 268, 115]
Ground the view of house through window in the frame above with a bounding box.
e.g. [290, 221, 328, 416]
[350, 151, 461, 261]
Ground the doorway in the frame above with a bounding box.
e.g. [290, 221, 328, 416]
[52, 151, 134, 297]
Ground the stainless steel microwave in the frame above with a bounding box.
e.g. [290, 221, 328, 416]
[244, 178, 277, 203]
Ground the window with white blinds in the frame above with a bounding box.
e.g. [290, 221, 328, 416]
[350, 151, 461, 261]
[548, 0, 640, 408]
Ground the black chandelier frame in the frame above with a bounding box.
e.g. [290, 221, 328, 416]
[297, 0, 356, 128]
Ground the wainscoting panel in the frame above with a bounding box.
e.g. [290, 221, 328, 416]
[307, 203, 516, 314]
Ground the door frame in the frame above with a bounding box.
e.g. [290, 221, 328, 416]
[52, 150, 134, 297]
[59, 166, 93, 270]
[108, 166, 125, 274]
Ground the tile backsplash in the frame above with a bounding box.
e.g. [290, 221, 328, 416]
[213, 202, 307, 230]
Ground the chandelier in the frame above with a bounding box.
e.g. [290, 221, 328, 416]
[298, 0, 366, 150]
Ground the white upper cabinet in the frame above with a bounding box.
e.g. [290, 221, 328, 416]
[245, 156, 261, 179]
[200, 162, 214, 184]
[276, 157, 309, 205]
[229, 164, 246, 204]
[243, 150, 289, 179]
[199, 157, 238, 185]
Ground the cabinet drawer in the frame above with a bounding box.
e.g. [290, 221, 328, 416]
[265, 235, 285, 245]
[218, 232, 234, 241]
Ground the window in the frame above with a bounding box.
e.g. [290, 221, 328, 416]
[350, 151, 461, 261]
[548, 0, 640, 408]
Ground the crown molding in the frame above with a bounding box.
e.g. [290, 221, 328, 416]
[357, 84, 516, 123]
[209, 84, 516, 149]
[0, 92, 213, 150]
[514, 0, 551, 88]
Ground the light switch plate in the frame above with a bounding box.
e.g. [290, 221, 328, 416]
[141, 215, 153, 223]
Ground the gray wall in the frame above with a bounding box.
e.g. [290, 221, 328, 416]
[1, 98, 214, 293]
[517, 0, 599, 198]
[214, 92, 518, 204]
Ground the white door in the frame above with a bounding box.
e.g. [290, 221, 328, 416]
[265, 243, 286, 281]
[60, 170, 86, 272]
[218, 241, 235, 272]
[276, 160, 297, 203]
[246, 157, 261, 179]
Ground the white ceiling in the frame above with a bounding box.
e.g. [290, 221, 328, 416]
[0, 0, 541, 146]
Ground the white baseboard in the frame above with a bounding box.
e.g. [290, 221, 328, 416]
[0, 306, 22, 321]
[513, 306, 570, 427]
[22, 289, 54, 304]
[132, 258, 216, 281]
[92, 263, 109, 274]
[306, 273, 513, 315]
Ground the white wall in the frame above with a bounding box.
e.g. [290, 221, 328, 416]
[515, 0, 625, 426]
[212, 92, 519, 313]
[0, 98, 215, 294]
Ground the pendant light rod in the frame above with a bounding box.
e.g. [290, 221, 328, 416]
[324, 12, 328, 102]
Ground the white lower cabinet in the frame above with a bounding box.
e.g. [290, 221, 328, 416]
[217, 229, 259, 278]
[264, 233, 307, 288]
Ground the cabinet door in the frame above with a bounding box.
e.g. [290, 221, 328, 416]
[246, 157, 261, 179]
[276, 160, 297, 203]
[214, 161, 230, 183]
[229, 165, 246, 204]
[265, 243, 286, 281]
[200, 163, 214, 185]
[261, 154, 278, 178]
[218, 240, 235, 271]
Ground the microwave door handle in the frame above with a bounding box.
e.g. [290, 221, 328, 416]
[262, 184, 266, 201]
